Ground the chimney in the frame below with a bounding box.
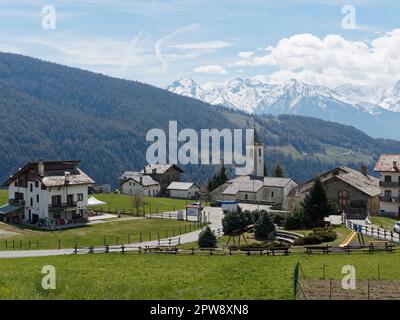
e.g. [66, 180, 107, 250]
[38, 161, 44, 177]
[139, 176, 143, 185]
[360, 164, 368, 176]
[65, 171, 70, 185]
[394, 161, 398, 171]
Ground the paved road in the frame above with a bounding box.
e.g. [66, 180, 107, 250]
[0, 207, 224, 259]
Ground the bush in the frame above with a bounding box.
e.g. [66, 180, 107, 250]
[222, 209, 254, 235]
[272, 215, 285, 226]
[284, 211, 304, 230]
[198, 226, 217, 248]
[239, 242, 267, 250]
[293, 228, 337, 246]
[254, 213, 275, 240]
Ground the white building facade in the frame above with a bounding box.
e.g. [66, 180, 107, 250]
[167, 182, 200, 199]
[3, 160, 94, 225]
[374, 155, 400, 215]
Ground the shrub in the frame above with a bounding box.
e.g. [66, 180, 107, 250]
[222, 209, 253, 235]
[293, 228, 337, 246]
[254, 213, 275, 240]
[284, 211, 304, 230]
[272, 215, 285, 226]
[198, 226, 217, 248]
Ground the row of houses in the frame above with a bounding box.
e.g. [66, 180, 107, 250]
[1, 127, 400, 225]
[118, 164, 200, 199]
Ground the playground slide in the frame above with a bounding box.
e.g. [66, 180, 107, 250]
[339, 231, 357, 247]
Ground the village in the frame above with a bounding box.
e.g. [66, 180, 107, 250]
[1, 128, 400, 300]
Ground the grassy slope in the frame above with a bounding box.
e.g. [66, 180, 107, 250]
[0, 189, 7, 206]
[0, 219, 199, 250]
[92, 193, 190, 213]
[369, 216, 398, 230]
[1, 252, 399, 299]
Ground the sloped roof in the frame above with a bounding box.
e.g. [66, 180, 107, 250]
[263, 177, 293, 188]
[374, 154, 400, 172]
[143, 164, 184, 174]
[167, 182, 199, 191]
[291, 166, 380, 198]
[0, 204, 21, 215]
[41, 168, 95, 187]
[119, 172, 159, 186]
[223, 175, 294, 195]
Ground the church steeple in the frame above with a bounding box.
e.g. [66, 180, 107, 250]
[250, 123, 264, 177]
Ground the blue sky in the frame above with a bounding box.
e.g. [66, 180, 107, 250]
[0, 0, 399, 87]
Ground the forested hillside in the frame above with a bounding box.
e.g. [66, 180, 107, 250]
[0, 52, 399, 187]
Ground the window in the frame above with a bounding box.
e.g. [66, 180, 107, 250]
[35, 181, 39, 188]
[385, 190, 392, 197]
[385, 175, 392, 182]
[77, 193, 83, 201]
[14, 181, 18, 187]
[30, 183, 33, 192]
[271, 191, 275, 198]
[30, 198, 33, 206]
[258, 149, 261, 157]
[338, 190, 350, 209]
[67, 194, 74, 205]
[52, 195, 61, 206]
[245, 194, 248, 200]
[36, 195, 39, 203]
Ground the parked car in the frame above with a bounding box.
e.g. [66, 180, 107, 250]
[394, 222, 400, 233]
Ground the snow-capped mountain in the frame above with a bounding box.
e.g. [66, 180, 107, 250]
[167, 78, 400, 140]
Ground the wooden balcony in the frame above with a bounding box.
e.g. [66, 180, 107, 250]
[48, 202, 77, 210]
[380, 181, 400, 188]
[380, 196, 400, 203]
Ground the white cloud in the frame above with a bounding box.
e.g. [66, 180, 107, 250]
[155, 23, 200, 72]
[194, 65, 227, 75]
[234, 29, 400, 87]
[170, 41, 233, 50]
[237, 51, 254, 58]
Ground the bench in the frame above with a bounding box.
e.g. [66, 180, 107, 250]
[144, 245, 179, 254]
[368, 241, 393, 252]
[267, 247, 289, 256]
[306, 245, 330, 255]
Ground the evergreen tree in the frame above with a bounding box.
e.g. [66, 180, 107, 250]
[302, 177, 333, 228]
[198, 226, 217, 248]
[264, 164, 268, 177]
[207, 166, 228, 191]
[254, 212, 276, 240]
[273, 163, 284, 177]
[222, 208, 253, 235]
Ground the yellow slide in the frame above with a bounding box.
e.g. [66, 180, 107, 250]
[339, 231, 357, 247]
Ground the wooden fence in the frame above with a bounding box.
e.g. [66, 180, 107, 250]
[346, 220, 400, 243]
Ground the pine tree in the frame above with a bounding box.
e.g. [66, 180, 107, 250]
[302, 177, 333, 228]
[254, 212, 276, 240]
[273, 164, 284, 177]
[198, 226, 217, 248]
[207, 166, 228, 191]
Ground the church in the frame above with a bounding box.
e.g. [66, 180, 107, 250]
[210, 127, 298, 210]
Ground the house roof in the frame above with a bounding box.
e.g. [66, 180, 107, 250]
[2, 160, 94, 187]
[143, 164, 184, 175]
[40, 168, 95, 187]
[290, 166, 380, 198]
[167, 182, 198, 191]
[374, 154, 400, 172]
[223, 175, 294, 195]
[0, 204, 21, 215]
[119, 172, 159, 186]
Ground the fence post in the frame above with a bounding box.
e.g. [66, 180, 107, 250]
[58, 239, 61, 250]
[121, 244, 125, 254]
[105, 244, 109, 253]
[140, 232, 142, 243]
[329, 279, 332, 300]
[367, 280, 370, 300]
[74, 244, 78, 254]
[5, 240, 7, 249]
[149, 232, 151, 241]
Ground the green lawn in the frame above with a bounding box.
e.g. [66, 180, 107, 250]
[0, 189, 7, 206]
[1, 251, 399, 299]
[94, 193, 190, 214]
[369, 216, 398, 230]
[0, 218, 201, 250]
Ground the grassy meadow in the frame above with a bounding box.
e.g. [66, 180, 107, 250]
[0, 251, 399, 299]
[0, 218, 201, 250]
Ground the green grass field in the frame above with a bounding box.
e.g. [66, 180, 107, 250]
[94, 193, 190, 213]
[0, 189, 7, 206]
[0, 251, 399, 299]
[0, 218, 201, 250]
[369, 216, 398, 230]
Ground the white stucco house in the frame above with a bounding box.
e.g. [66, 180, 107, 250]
[167, 182, 200, 199]
[375, 154, 400, 215]
[119, 171, 160, 197]
[1, 160, 95, 225]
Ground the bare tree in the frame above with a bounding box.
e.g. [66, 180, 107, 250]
[133, 194, 144, 214]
